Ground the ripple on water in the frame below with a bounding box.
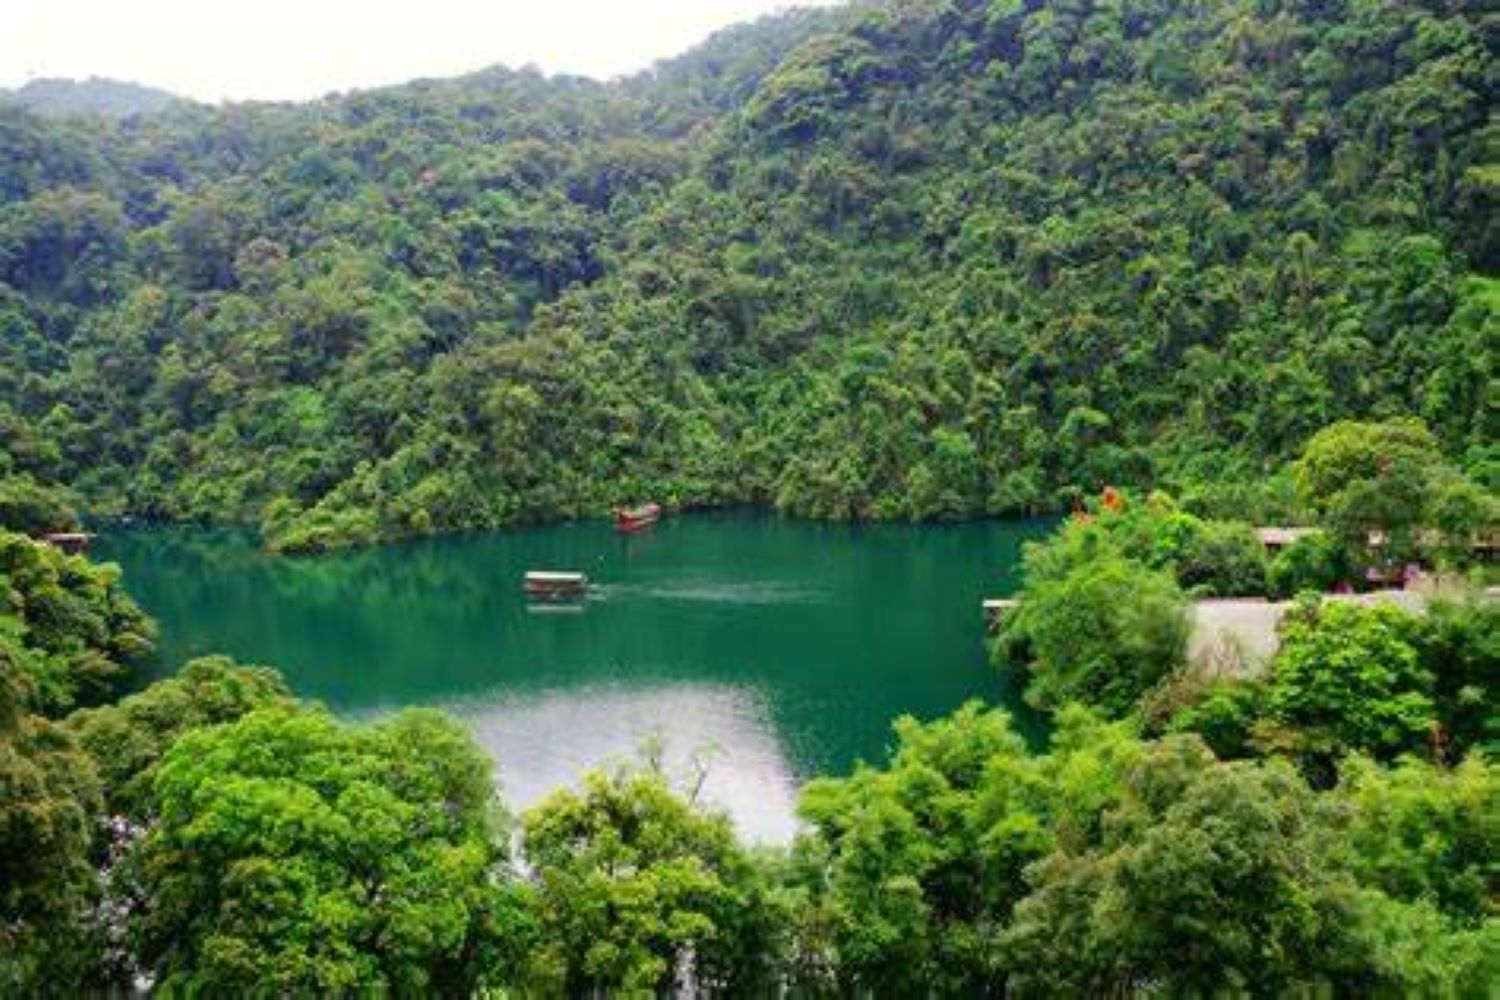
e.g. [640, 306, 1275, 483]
[596, 580, 828, 606]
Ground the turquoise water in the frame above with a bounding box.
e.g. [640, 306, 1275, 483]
[95, 512, 1050, 841]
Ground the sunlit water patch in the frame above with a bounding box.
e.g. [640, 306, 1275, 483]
[440, 682, 799, 844]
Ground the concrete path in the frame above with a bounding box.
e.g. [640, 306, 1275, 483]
[1189, 587, 1481, 678]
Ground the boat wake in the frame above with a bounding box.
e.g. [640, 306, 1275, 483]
[598, 580, 827, 606]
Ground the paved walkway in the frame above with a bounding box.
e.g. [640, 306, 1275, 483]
[1188, 586, 1490, 677]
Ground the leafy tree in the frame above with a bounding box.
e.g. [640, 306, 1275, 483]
[1175, 519, 1268, 597]
[1003, 746, 1349, 995]
[1410, 598, 1499, 759]
[0, 654, 103, 991]
[0, 529, 154, 715]
[1268, 531, 1353, 599]
[66, 655, 291, 820]
[1161, 677, 1266, 760]
[788, 701, 1496, 994]
[1294, 418, 1491, 569]
[789, 703, 1143, 993]
[131, 707, 515, 993]
[521, 765, 782, 995]
[1264, 601, 1436, 767]
[997, 552, 1190, 715]
[790, 703, 1041, 993]
[0, 472, 79, 535]
[1330, 755, 1497, 925]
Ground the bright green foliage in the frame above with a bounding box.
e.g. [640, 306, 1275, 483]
[521, 766, 783, 995]
[791, 703, 1040, 992]
[789, 703, 1141, 992]
[1332, 888, 1500, 995]
[1162, 595, 1495, 769]
[66, 655, 291, 819]
[1331, 755, 1497, 925]
[997, 552, 1189, 715]
[1012, 491, 1270, 596]
[1162, 678, 1265, 760]
[0, 664, 103, 992]
[788, 702, 1497, 994]
[1266, 601, 1436, 763]
[132, 707, 511, 993]
[0, 528, 154, 716]
[1294, 418, 1493, 568]
[0, 0, 1491, 549]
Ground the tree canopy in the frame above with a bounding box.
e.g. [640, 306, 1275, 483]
[0, 0, 1492, 550]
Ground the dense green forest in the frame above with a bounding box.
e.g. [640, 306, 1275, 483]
[2, 495, 1495, 992]
[1, 0, 1497, 990]
[0, 0, 1493, 550]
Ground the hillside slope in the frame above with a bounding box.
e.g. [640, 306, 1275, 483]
[0, 0, 1492, 550]
[1, 77, 187, 117]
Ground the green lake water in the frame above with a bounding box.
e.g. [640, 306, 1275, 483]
[95, 512, 1051, 842]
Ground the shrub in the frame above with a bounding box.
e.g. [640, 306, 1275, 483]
[997, 555, 1190, 715]
[1176, 520, 1268, 597]
[1163, 679, 1266, 759]
[1268, 532, 1352, 598]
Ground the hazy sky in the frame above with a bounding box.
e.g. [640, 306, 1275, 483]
[1, 0, 837, 103]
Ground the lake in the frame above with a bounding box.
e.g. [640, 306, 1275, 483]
[95, 512, 1051, 842]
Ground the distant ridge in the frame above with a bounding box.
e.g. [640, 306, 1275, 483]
[1, 76, 187, 117]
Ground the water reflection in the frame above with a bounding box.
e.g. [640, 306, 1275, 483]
[96, 513, 1055, 841]
[436, 682, 800, 844]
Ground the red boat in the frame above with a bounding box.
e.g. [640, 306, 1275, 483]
[615, 503, 662, 533]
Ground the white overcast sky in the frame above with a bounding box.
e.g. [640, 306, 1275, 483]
[1, 0, 838, 103]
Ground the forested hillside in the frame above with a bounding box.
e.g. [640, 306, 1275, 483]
[0, 78, 187, 118]
[0, 0, 1492, 550]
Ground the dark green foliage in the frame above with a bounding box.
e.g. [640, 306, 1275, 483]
[0, 528, 154, 716]
[1003, 747, 1346, 995]
[1175, 519, 1269, 597]
[0, 663, 103, 992]
[1269, 531, 1353, 598]
[0, 473, 79, 535]
[1411, 598, 1499, 758]
[0, 0, 1491, 549]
